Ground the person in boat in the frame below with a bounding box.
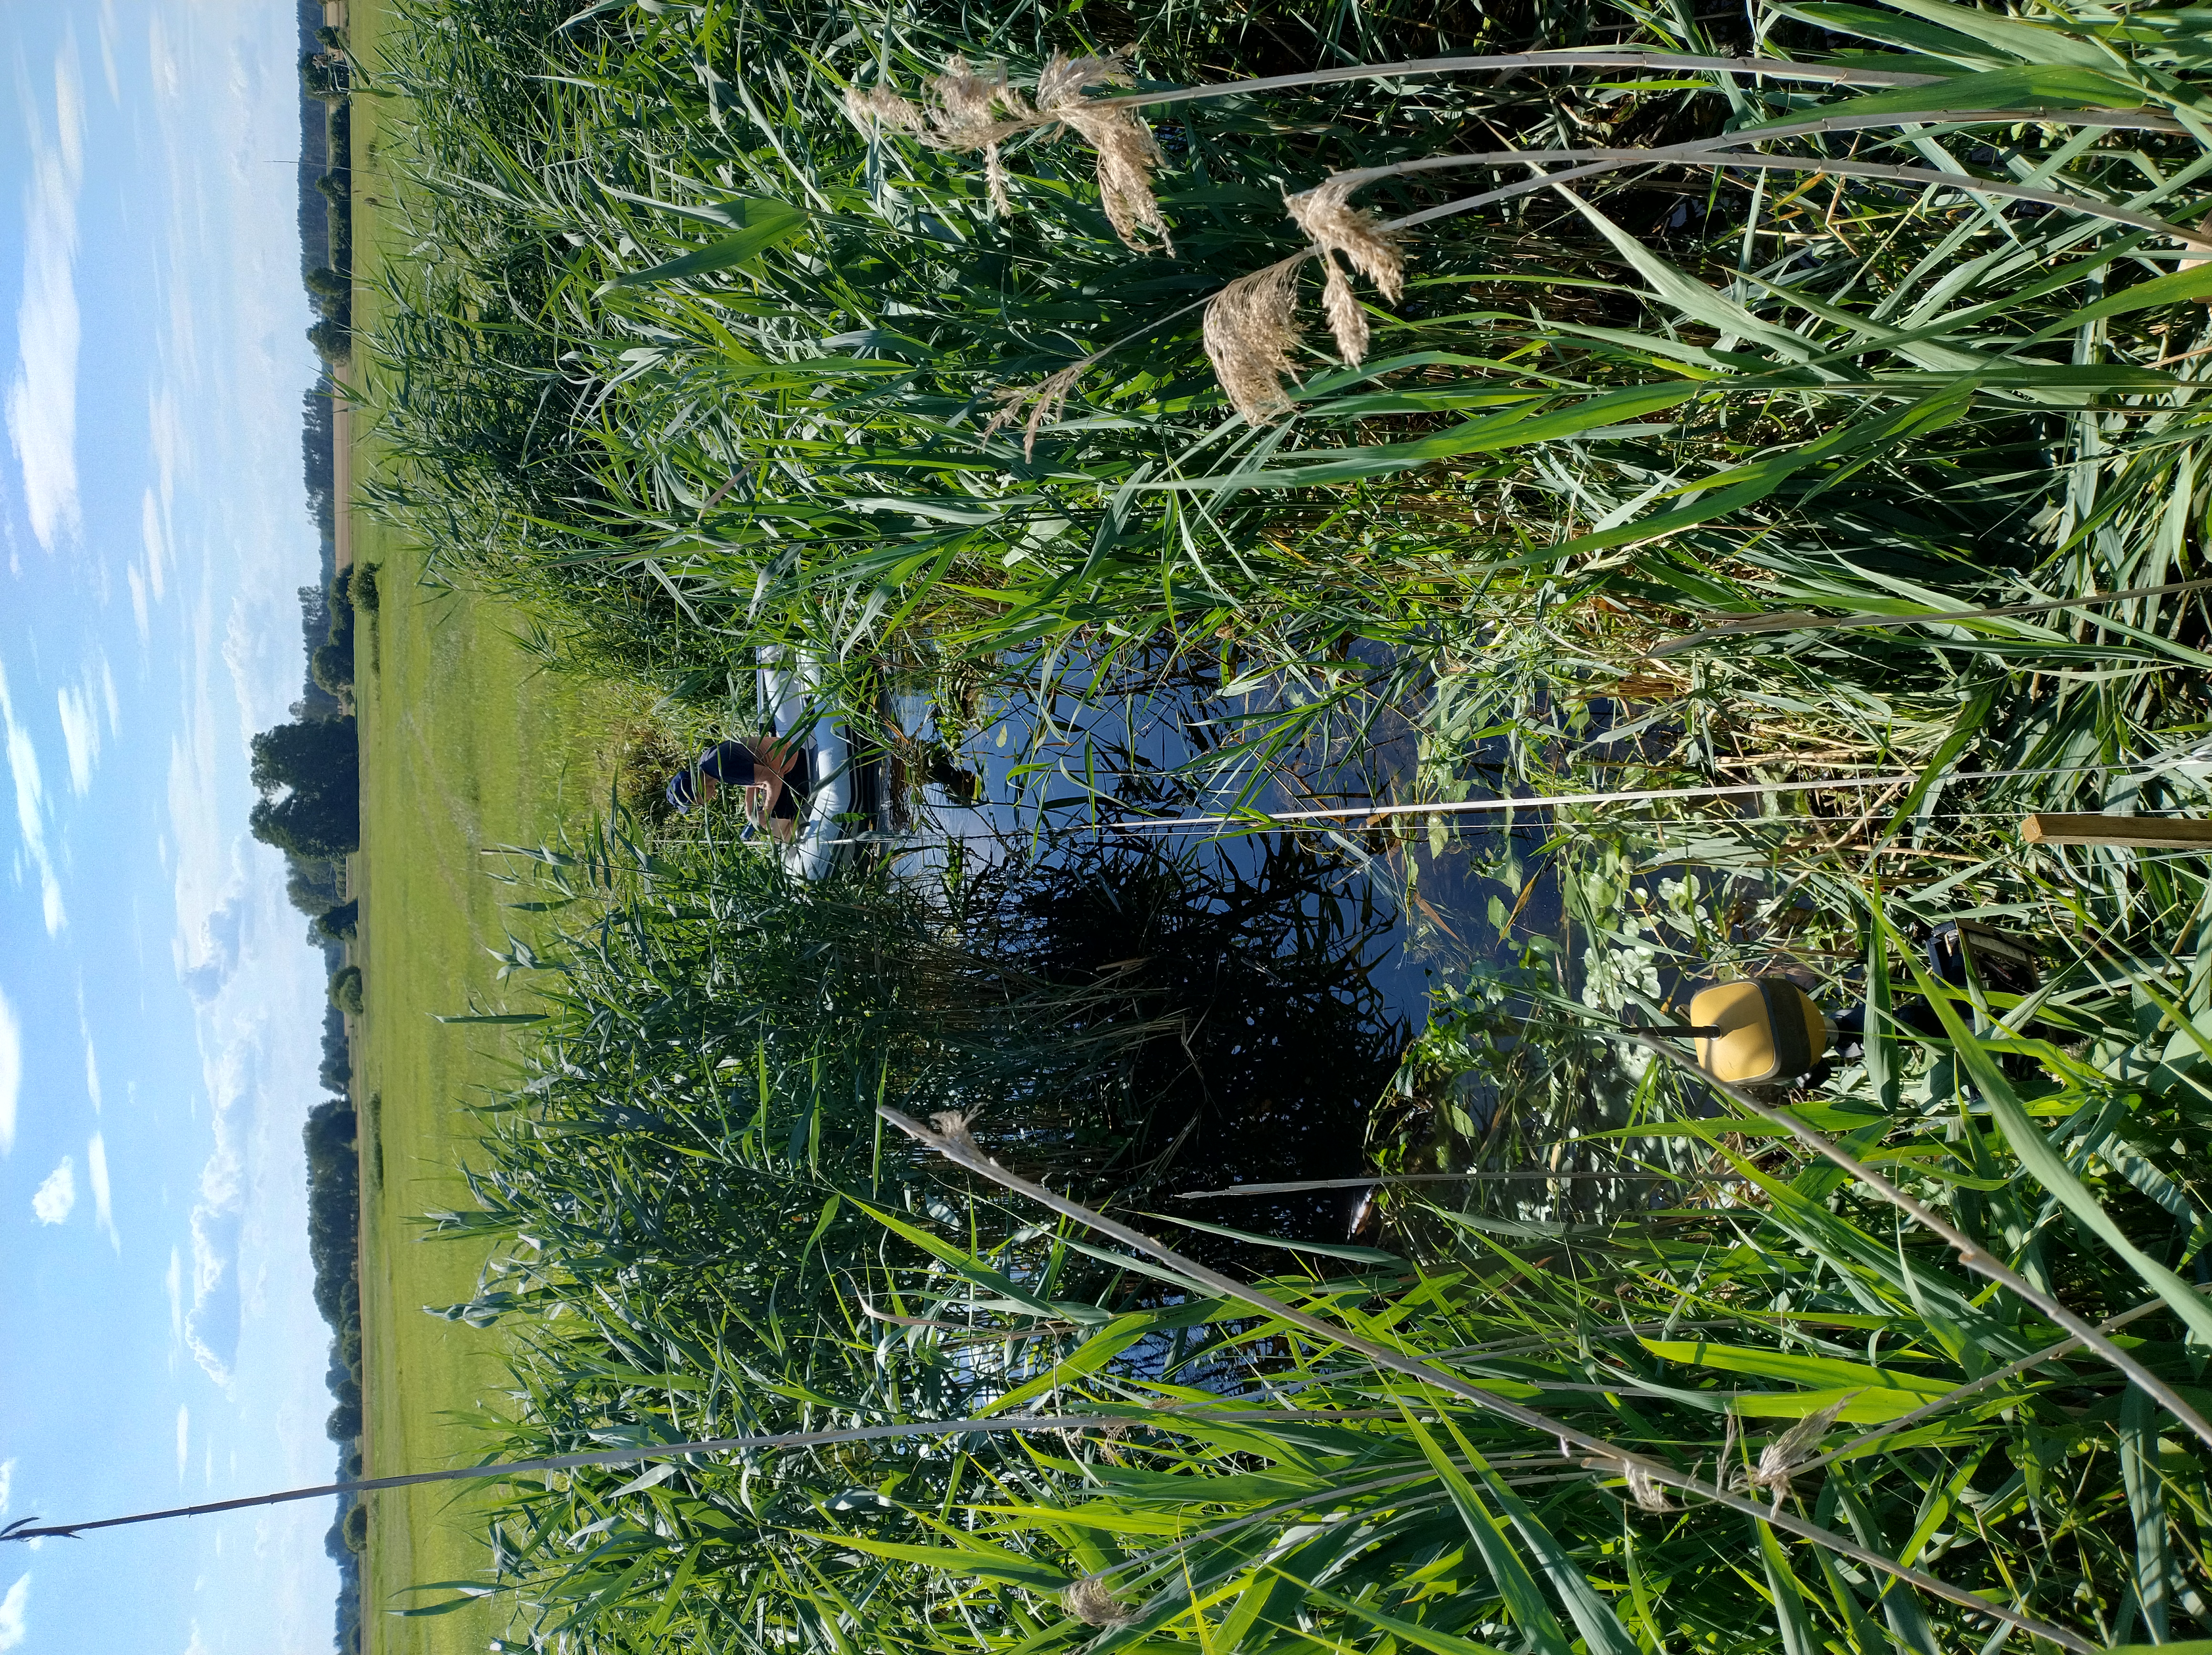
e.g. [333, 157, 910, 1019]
[665, 736, 807, 840]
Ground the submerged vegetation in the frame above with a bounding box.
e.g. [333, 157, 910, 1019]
[328, 0, 2212, 1647]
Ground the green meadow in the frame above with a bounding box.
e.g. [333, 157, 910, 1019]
[330, 0, 2212, 1651]
[346, 6, 634, 1647]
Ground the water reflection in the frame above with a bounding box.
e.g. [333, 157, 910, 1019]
[970, 832, 1404, 1262]
[850, 647, 1567, 1255]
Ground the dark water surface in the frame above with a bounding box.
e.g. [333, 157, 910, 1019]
[867, 655, 1560, 1253]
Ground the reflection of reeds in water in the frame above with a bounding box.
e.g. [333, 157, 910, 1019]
[956, 829, 1405, 1262]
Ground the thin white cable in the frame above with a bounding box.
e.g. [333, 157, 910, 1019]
[1106, 763, 2191, 832]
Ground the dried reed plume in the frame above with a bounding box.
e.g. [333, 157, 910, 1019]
[1198, 180, 1403, 424]
[983, 362, 1088, 459]
[1203, 258, 1306, 425]
[927, 1109, 984, 1155]
[1589, 1457, 1677, 1513]
[1063, 1574, 1139, 1627]
[1036, 54, 1172, 251]
[1731, 1397, 1852, 1509]
[845, 52, 1169, 245]
[1283, 179, 1403, 365]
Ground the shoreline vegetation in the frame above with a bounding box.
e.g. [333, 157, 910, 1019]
[246, 0, 2212, 1649]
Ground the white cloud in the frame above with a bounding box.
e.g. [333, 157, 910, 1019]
[0, 659, 65, 934]
[127, 564, 150, 640]
[55, 685, 97, 795]
[86, 1131, 116, 1250]
[165, 1245, 184, 1347]
[0, 990, 18, 1154]
[140, 487, 168, 604]
[54, 657, 114, 796]
[175, 1405, 189, 1483]
[83, 1038, 101, 1114]
[5, 39, 86, 552]
[97, 0, 120, 103]
[0, 1574, 25, 1653]
[31, 1158, 74, 1225]
[0, 1460, 13, 1517]
[147, 12, 179, 102]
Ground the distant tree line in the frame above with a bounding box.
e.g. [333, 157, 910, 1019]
[305, 1098, 363, 1440]
[294, 16, 365, 1645]
[303, 24, 352, 368]
[303, 392, 336, 550]
[313, 567, 359, 700]
[307, 1092, 366, 1655]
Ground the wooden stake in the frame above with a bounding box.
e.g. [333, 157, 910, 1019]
[2021, 813, 2212, 849]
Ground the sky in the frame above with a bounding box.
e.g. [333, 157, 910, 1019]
[0, 4, 342, 1652]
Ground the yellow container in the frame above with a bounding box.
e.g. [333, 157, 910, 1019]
[1689, 978, 1826, 1086]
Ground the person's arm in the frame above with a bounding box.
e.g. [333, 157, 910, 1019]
[752, 737, 802, 825]
[733, 738, 801, 838]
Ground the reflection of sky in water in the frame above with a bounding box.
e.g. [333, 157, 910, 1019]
[880, 653, 1564, 1034]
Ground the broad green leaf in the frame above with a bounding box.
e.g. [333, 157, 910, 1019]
[1468, 1452, 1643, 1655]
[1397, 1407, 1572, 1655]
[2120, 1384, 2176, 1641]
[1285, 1574, 1517, 1655]
[603, 200, 808, 289]
[820, 1532, 1074, 1593]
[1137, 1208, 1405, 1264]
[981, 1313, 1155, 1415]
[1640, 1338, 1954, 1398]
[1754, 1521, 1822, 1655]
[850, 1198, 1071, 1320]
[1914, 969, 2212, 1348]
[1776, 1, 2029, 67]
[1876, 0, 2133, 70]
[1738, 64, 2149, 128]
[2026, 261, 2212, 341]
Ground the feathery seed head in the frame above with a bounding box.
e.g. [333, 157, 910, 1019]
[984, 362, 1088, 458]
[1063, 103, 1171, 251]
[1735, 1396, 1851, 1508]
[843, 83, 929, 137]
[1283, 180, 1403, 366]
[1064, 1575, 1138, 1627]
[1034, 51, 1133, 111]
[929, 57, 1034, 147]
[1622, 1461, 1676, 1513]
[927, 1109, 983, 1154]
[1284, 181, 1404, 302]
[1203, 258, 1306, 425]
[1318, 259, 1368, 367]
[1037, 54, 1167, 251]
[848, 52, 1170, 248]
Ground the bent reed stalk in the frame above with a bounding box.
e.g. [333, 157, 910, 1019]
[878, 1105, 2102, 1654]
[0, 1410, 1391, 1546]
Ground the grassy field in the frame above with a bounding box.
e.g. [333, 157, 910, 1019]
[345, 2, 635, 1648]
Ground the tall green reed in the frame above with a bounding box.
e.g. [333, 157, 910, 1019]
[345, 1, 2212, 1647]
[425, 823, 2212, 1653]
[355, 0, 2212, 834]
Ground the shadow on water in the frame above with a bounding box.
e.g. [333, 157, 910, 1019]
[958, 831, 1406, 1266]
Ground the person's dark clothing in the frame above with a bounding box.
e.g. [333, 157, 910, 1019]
[666, 740, 808, 818]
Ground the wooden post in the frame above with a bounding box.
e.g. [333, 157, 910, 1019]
[2021, 814, 2212, 849]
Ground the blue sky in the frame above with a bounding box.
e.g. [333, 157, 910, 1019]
[0, 4, 341, 1652]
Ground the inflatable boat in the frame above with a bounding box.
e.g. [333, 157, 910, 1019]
[759, 647, 853, 880]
